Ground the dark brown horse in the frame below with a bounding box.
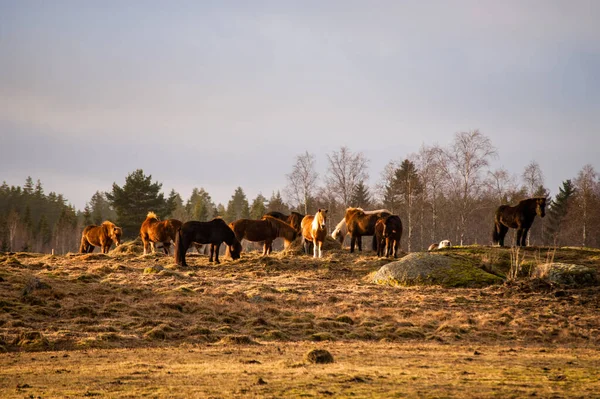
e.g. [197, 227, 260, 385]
[175, 218, 242, 266]
[229, 216, 298, 255]
[342, 208, 391, 252]
[493, 197, 546, 246]
[140, 212, 183, 255]
[79, 221, 122, 254]
[374, 215, 403, 258]
[264, 211, 305, 232]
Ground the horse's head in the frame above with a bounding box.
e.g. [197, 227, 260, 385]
[316, 209, 327, 229]
[112, 227, 123, 246]
[229, 240, 242, 260]
[536, 198, 546, 218]
[331, 227, 342, 241]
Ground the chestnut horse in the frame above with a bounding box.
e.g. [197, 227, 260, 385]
[140, 212, 183, 255]
[334, 208, 391, 252]
[374, 215, 403, 258]
[264, 211, 305, 232]
[493, 197, 546, 246]
[174, 218, 242, 266]
[230, 215, 298, 255]
[301, 209, 328, 258]
[79, 221, 122, 254]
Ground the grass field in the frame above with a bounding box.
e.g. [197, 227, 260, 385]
[1, 244, 599, 397]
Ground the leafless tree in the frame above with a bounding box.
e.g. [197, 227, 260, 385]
[376, 160, 398, 212]
[574, 164, 598, 247]
[438, 130, 497, 245]
[485, 168, 517, 203]
[416, 144, 445, 245]
[325, 146, 369, 208]
[285, 151, 319, 214]
[522, 161, 544, 197]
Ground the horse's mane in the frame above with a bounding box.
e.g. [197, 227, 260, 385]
[517, 197, 546, 207]
[146, 211, 158, 219]
[365, 209, 391, 215]
[101, 221, 116, 228]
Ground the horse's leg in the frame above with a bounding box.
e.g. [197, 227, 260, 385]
[209, 244, 214, 262]
[150, 241, 157, 254]
[385, 238, 391, 257]
[498, 225, 509, 247]
[214, 243, 221, 264]
[357, 235, 362, 252]
[516, 228, 524, 247]
[350, 236, 356, 253]
[521, 227, 530, 246]
[394, 240, 399, 258]
[163, 242, 170, 255]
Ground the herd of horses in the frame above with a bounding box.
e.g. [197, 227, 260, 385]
[79, 196, 547, 265]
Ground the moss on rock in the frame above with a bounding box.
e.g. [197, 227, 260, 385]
[372, 252, 503, 288]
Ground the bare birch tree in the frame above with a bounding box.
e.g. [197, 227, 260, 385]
[285, 151, 319, 214]
[325, 146, 369, 208]
[485, 168, 517, 203]
[574, 164, 597, 247]
[438, 130, 497, 245]
[522, 161, 545, 197]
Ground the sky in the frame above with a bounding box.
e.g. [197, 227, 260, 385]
[1, 0, 599, 210]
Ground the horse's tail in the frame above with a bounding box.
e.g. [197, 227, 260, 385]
[492, 221, 500, 245]
[174, 227, 185, 265]
[79, 230, 88, 253]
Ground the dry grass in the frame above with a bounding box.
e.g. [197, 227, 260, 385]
[0, 245, 599, 397]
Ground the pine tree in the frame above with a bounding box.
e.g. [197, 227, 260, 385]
[249, 193, 268, 220]
[225, 187, 250, 222]
[544, 180, 576, 245]
[350, 181, 372, 209]
[266, 191, 290, 213]
[83, 204, 93, 225]
[186, 188, 215, 222]
[106, 169, 174, 237]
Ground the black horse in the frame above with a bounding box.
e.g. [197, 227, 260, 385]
[174, 218, 242, 266]
[493, 197, 546, 247]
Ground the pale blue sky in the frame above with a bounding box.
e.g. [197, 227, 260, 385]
[1, 1, 599, 209]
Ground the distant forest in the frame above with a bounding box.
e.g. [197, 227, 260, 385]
[2, 130, 599, 254]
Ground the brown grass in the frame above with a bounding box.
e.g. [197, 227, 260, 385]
[0, 245, 599, 397]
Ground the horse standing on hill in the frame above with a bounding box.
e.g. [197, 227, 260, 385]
[301, 209, 328, 258]
[374, 215, 403, 258]
[140, 212, 183, 255]
[229, 215, 298, 255]
[493, 197, 546, 247]
[174, 218, 242, 266]
[79, 221, 123, 254]
[334, 208, 391, 252]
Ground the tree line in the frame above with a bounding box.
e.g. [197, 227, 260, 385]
[2, 130, 599, 253]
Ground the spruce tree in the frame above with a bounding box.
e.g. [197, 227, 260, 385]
[350, 181, 372, 209]
[249, 193, 268, 220]
[106, 169, 174, 237]
[544, 180, 575, 245]
[225, 187, 250, 222]
[266, 191, 290, 213]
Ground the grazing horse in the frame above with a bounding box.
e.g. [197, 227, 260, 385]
[140, 212, 183, 255]
[264, 211, 305, 232]
[301, 209, 328, 258]
[336, 208, 391, 252]
[493, 197, 546, 247]
[374, 215, 403, 258]
[175, 218, 242, 266]
[229, 216, 298, 255]
[79, 221, 122, 254]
